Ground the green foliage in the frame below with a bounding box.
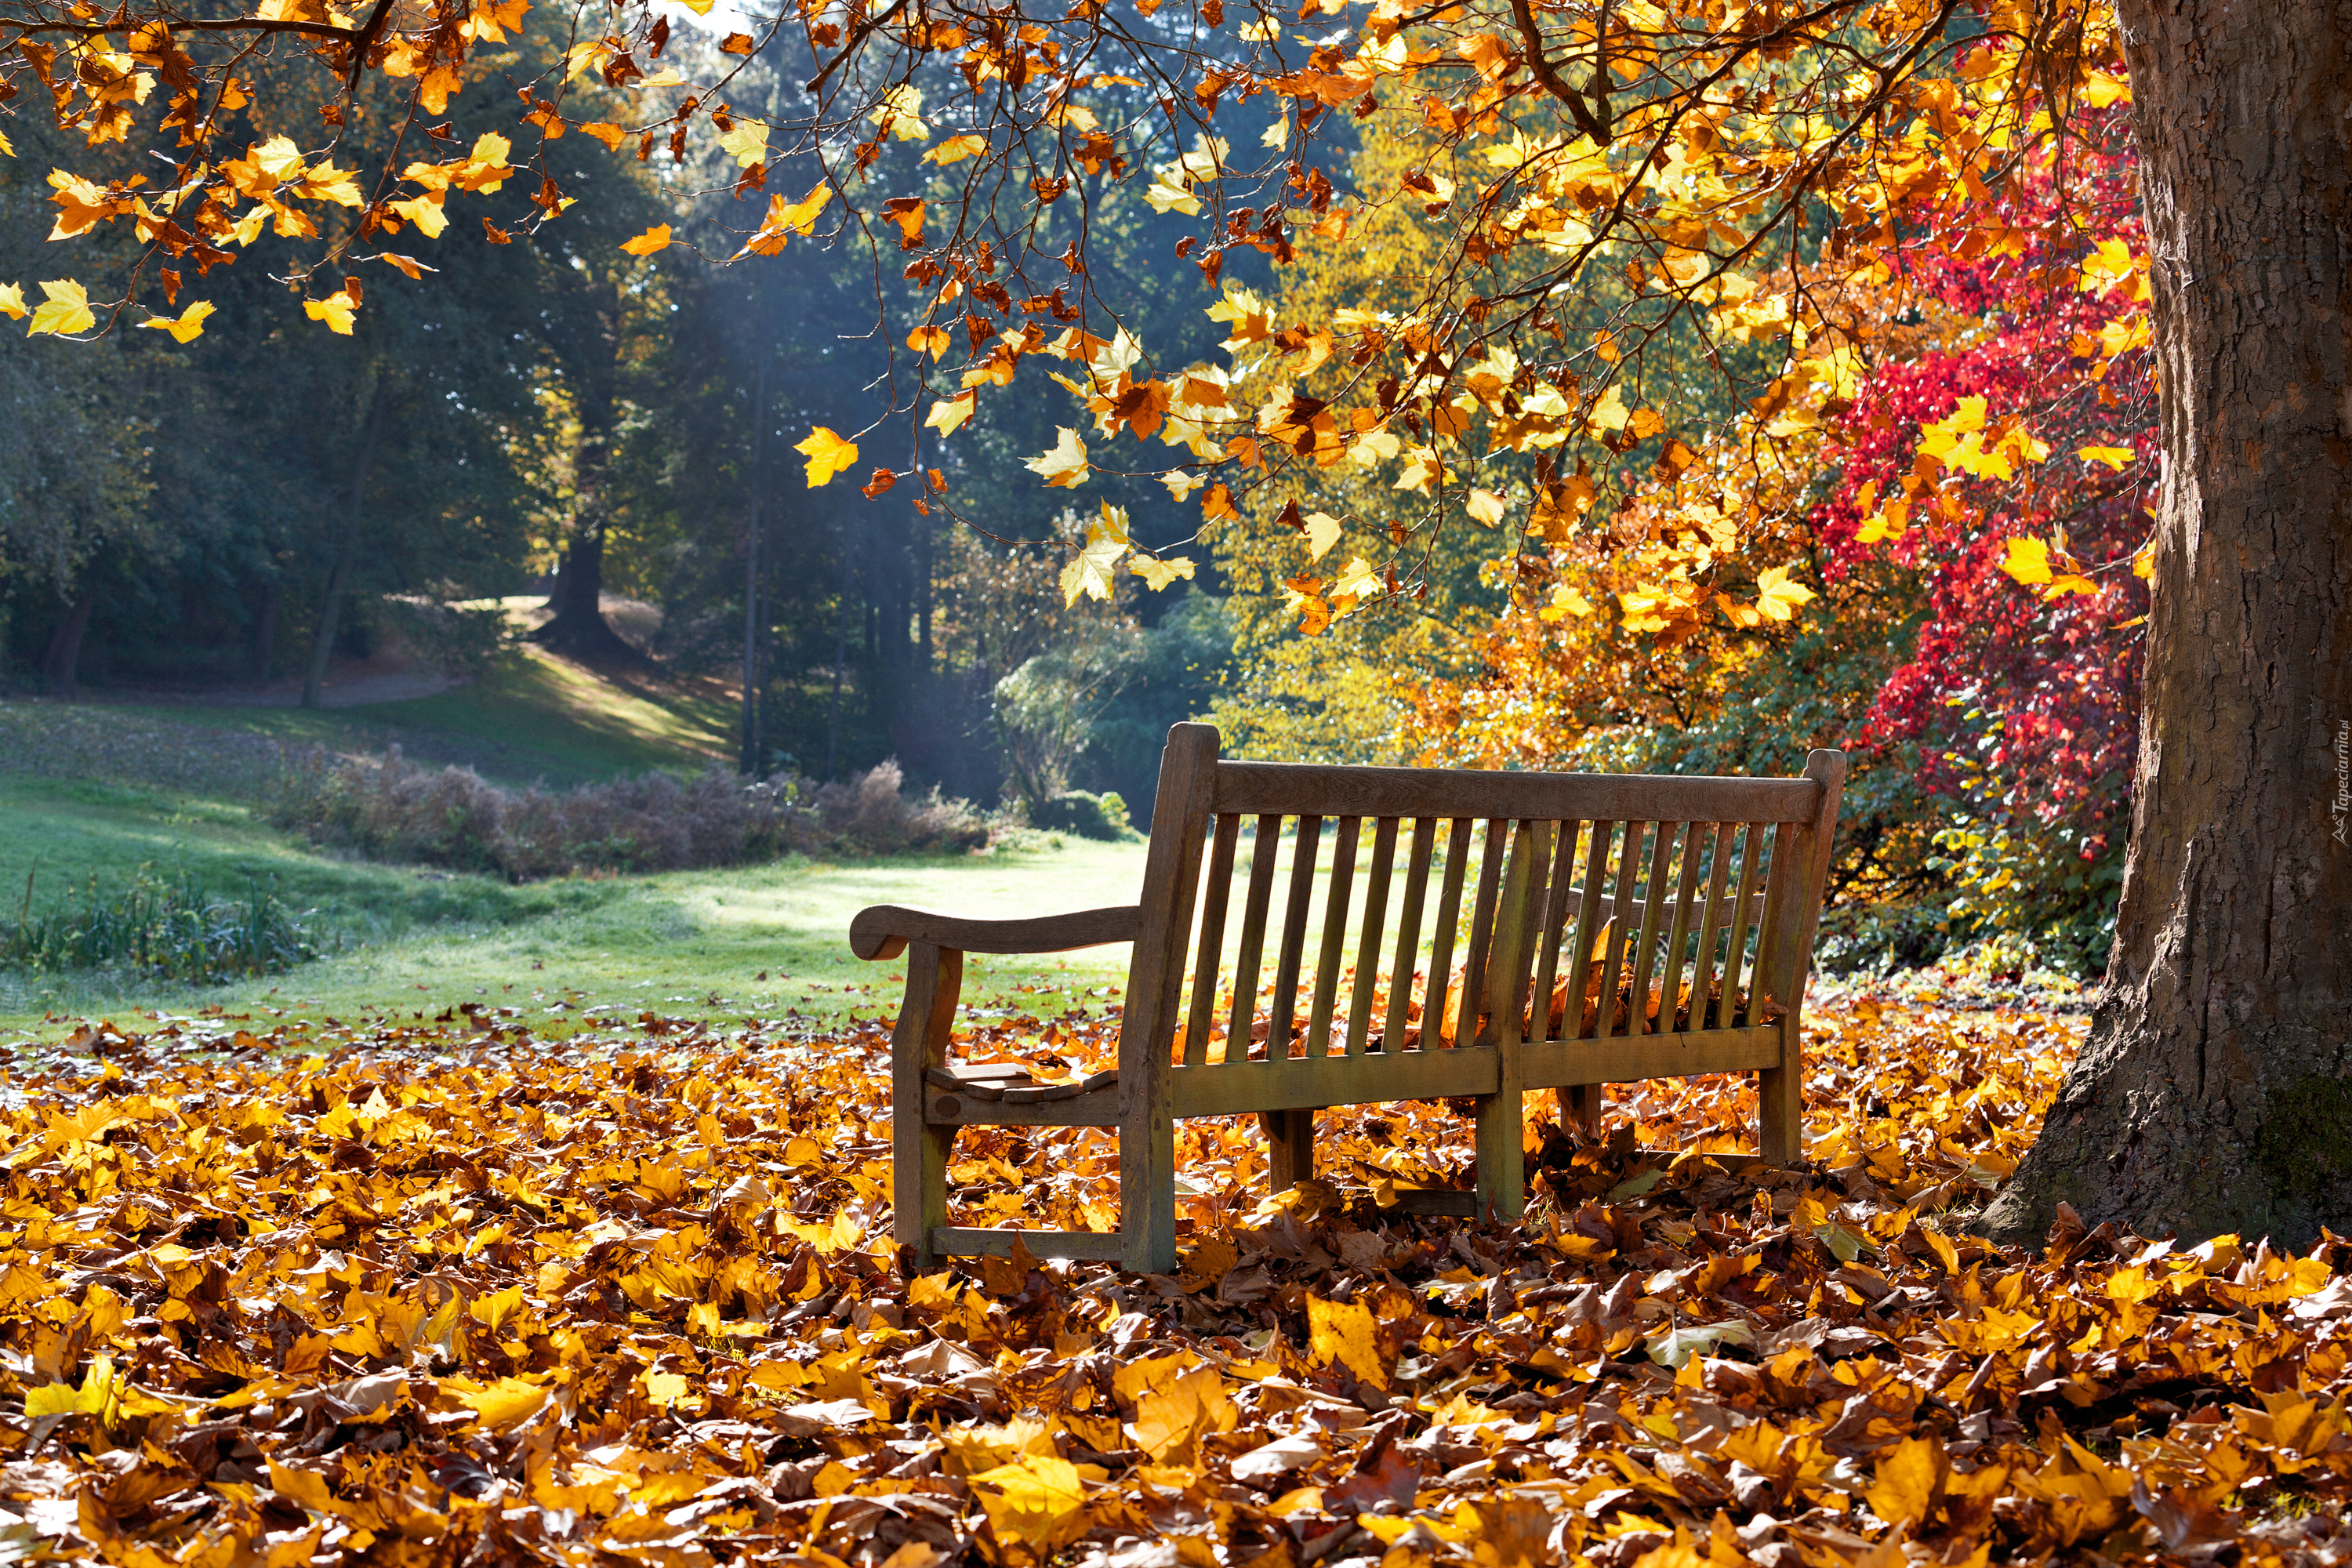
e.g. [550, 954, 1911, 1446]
[1029, 790, 1134, 841]
[2, 869, 322, 982]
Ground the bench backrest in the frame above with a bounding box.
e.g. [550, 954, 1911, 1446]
[1117, 725, 1845, 1103]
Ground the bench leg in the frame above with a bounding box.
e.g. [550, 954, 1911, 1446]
[1759, 1049, 1802, 1167]
[892, 945, 963, 1272]
[1120, 1108, 1177, 1274]
[1473, 1092, 1525, 1223]
[1561, 1083, 1603, 1136]
[1261, 1109, 1315, 1192]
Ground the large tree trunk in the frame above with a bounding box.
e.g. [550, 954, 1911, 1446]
[303, 388, 384, 710]
[42, 590, 95, 699]
[1981, 0, 2352, 1250]
[532, 284, 645, 669]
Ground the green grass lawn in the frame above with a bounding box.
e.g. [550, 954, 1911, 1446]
[0, 766, 1152, 1037]
[103, 646, 737, 787]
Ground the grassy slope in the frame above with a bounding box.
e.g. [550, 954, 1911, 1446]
[0, 768, 1152, 1038]
[118, 646, 738, 787]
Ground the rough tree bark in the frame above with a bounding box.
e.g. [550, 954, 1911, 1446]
[533, 281, 645, 669]
[42, 590, 95, 699]
[1981, 0, 2352, 1249]
[303, 387, 385, 710]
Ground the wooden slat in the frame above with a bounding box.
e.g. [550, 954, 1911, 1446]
[1225, 815, 1283, 1063]
[1566, 822, 1616, 1043]
[1423, 819, 1473, 1048]
[1182, 814, 1241, 1066]
[1383, 818, 1438, 1049]
[1215, 761, 1824, 825]
[1304, 817, 1359, 1057]
[926, 1084, 1120, 1126]
[1268, 816, 1323, 1059]
[1454, 819, 1511, 1049]
[1719, 822, 1764, 1030]
[1744, 825, 1792, 1028]
[1345, 818, 1399, 1055]
[1494, 821, 1551, 1044]
[1626, 822, 1678, 1036]
[1689, 822, 1738, 1031]
[1655, 822, 1709, 1033]
[931, 1227, 1124, 1261]
[851, 902, 1140, 960]
[1596, 822, 1646, 1040]
[1519, 1025, 1785, 1089]
[1171, 1044, 1498, 1116]
[1528, 820, 1583, 1046]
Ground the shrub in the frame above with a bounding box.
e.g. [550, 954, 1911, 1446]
[1029, 789, 1134, 840]
[2, 870, 322, 982]
[261, 747, 988, 880]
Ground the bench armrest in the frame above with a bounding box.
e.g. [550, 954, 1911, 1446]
[849, 904, 1142, 961]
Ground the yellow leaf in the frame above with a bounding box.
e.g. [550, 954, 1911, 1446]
[1753, 564, 1817, 622]
[267, 1460, 337, 1514]
[1303, 511, 1344, 562]
[673, 0, 713, 12]
[1864, 1435, 1947, 1526]
[378, 253, 434, 280]
[28, 279, 95, 337]
[304, 289, 358, 336]
[141, 300, 214, 343]
[1307, 1295, 1387, 1389]
[0, 282, 27, 321]
[388, 196, 448, 238]
[1466, 488, 1508, 528]
[924, 390, 976, 437]
[1131, 555, 1196, 590]
[967, 1454, 1087, 1553]
[716, 120, 769, 167]
[1131, 1363, 1232, 1461]
[1331, 556, 1383, 601]
[924, 133, 989, 165]
[642, 1369, 691, 1407]
[2078, 444, 2135, 470]
[1060, 505, 1127, 604]
[1999, 537, 2053, 586]
[796, 427, 860, 487]
[1025, 426, 1090, 489]
[455, 1376, 548, 1431]
[581, 122, 630, 151]
[1585, 385, 1630, 435]
[620, 224, 672, 256]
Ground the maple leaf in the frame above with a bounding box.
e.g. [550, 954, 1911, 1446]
[620, 224, 672, 256]
[2078, 444, 2136, 470]
[1754, 564, 1817, 622]
[27, 280, 95, 336]
[1131, 554, 1196, 590]
[715, 120, 769, 167]
[1466, 488, 1508, 528]
[0, 283, 27, 321]
[303, 288, 359, 335]
[1304, 510, 1344, 561]
[794, 426, 860, 486]
[924, 390, 976, 436]
[1025, 426, 1090, 488]
[2000, 536, 2054, 586]
[1330, 556, 1383, 601]
[1308, 1296, 1386, 1388]
[925, 133, 989, 165]
[140, 299, 214, 342]
[1059, 503, 1127, 604]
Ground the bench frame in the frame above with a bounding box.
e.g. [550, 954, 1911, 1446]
[851, 723, 1844, 1273]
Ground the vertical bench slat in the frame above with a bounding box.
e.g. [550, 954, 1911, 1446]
[1656, 822, 1710, 1032]
[1718, 822, 1764, 1029]
[1305, 817, 1359, 1056]
[1740, 825, 1791, 1028]
[1424, 819, 1474, 1049]
[1750, 821, 1802, 1029]
[1183, 813, 1241, 1066]
[1384, 818, 1438, 1050]
[1626, 822, 1679, 1035]
[1345, 818, 1399, 1056]
[1225, 815, 1283, 1063]
[1528, 820, 1582, 1045]
[1596, 822, 1647, 1040]
[1497, 821, 1552, 1043]
[1268, 815, 1323, 1058]
[1566, 821, 1616, 1044]
[1454, 819, 1511, 1050]
[1689, 822, 1738, 1030]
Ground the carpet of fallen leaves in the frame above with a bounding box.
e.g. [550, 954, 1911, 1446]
[3, 999, 2349, 1568]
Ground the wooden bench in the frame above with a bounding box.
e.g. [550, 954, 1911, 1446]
[851, 723, 1845, 1273]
